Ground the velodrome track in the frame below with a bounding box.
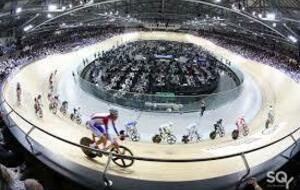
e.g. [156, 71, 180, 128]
[1, 32, 300, 189]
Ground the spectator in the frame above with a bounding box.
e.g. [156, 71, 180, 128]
[200, 100, 206, 116]
[247, 177, 263, 190]
[0, 164, 44, 190]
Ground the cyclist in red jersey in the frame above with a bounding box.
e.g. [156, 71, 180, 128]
[87, 108, 119, 149]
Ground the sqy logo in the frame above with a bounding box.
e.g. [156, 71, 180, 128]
[266, 171, 294, 190]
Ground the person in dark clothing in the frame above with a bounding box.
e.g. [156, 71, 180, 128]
[200, 100, 206, 116]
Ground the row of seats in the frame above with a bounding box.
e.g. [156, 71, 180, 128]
[84, 40, 219, 95]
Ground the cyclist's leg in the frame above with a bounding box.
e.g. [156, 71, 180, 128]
[88, 121, 104, 148]
[265, 120, 270, 129]
[93, 123, 107, 148]
[96, 135, 107, 148]
[92, 133, 96, 143]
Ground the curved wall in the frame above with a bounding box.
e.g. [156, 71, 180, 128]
[77, 33, 245, 112]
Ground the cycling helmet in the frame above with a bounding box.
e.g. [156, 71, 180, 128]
[109, 108, 119, 116]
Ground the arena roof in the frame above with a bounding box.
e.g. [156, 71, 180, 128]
[0, 0, 299, 44]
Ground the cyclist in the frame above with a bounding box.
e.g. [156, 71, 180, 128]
[71, 107, 81, 121]
[159, 122, 173, 135]
[265, 105, 274, 129]
[16, 82, 21, 105]
[214, 119, 223, 132]
[236, 115, 247, 130]
[125, 121, 137, 133]
[186, 123, 197, 137]
[125, 121, 137, 129]
[49, 95, 59, 108]
[60, 101, 68, 114]
[34, 95, 43, 117]
[87, 108, 120, 149]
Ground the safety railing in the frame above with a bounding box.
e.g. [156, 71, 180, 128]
[1, 98, 300, 189]
[0, 34, 298, 189]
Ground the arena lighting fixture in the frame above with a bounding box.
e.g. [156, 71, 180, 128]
[60, 23, 66, 28]
[62, 6, 66, 11]
[15, 7, 22, 14]
[47, 13, 52, 18]
[288, 35, 298, 43]
[23, 25, 33, 32]
[265, 12, 276, 20]
[48, 4, 58, 11]
[258, 13, 262, 18]
[69, 4, 72, 8]
[272, 23, 277, 27]
[54, 30, 61, 35]
[252, 11, 256, 16]
[215, 0, 221, 3]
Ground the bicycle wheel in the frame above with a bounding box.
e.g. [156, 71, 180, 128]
[196, 135, 202, 142]
[110, 146, 134, 168]
[38, 110, 43, 118]
[181, 135, 189, 144]
[243, 126, 249, 136]
[167, 135, 176, 144]
[232, 130, 239, 140]
[76, 118, 82, 125]
[219, 129, 225, 137]
[48, 104, 52, 111]
[52, 107, 57, 114]
[131, 133, 141, 142]
[209, 131, 216, 140]
[60, 106, 67, 115]
[80, 137, 97, 158]
[152, 134, 162, 143]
